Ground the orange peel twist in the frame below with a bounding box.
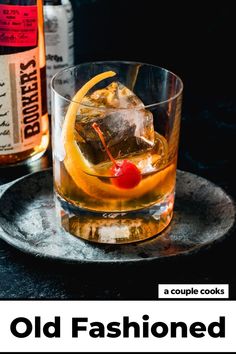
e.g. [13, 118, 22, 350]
[61, 71, 174, 200]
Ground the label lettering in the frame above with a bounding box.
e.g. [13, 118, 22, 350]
[0, 47, 43, 155]
[19, 58, 40, 140]
[24, 122, 40, 138]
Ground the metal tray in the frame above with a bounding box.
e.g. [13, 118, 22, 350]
[0, 169, 234, 263]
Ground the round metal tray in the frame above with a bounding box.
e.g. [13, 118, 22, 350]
[0, 169, 234, 263]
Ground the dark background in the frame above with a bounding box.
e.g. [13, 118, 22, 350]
[0, 0, 235, 299]
[72, 0, 236, 193]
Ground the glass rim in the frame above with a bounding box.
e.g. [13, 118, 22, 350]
[51, 60, 184, 110]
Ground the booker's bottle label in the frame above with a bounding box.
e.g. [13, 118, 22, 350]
[0, 4, 38, 47]
[0, 47, 42, 154]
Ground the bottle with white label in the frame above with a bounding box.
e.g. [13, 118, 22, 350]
[43, 0, 74, 115]
[0, 0, 49, 166]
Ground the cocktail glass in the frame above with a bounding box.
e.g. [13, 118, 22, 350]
[51, 61, 183, 244]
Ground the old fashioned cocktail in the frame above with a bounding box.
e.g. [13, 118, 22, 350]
[52, 62, 183, 243]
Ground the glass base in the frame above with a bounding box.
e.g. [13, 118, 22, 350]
[55, 192, 174, 244]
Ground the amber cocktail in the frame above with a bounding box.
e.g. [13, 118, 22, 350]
[52, 62, 183, 244]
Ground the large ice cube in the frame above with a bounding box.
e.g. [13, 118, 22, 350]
[82, 81, 144, 108]
[75, 82, 154, 164]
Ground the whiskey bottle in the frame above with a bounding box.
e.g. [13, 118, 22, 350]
[0, 0, 49, 165]
[43, 0, 74, 114]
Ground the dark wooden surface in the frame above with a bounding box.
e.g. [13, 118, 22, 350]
[0, 145, 235, 299]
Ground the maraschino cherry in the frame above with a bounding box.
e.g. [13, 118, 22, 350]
[92, 123, 141, 189]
